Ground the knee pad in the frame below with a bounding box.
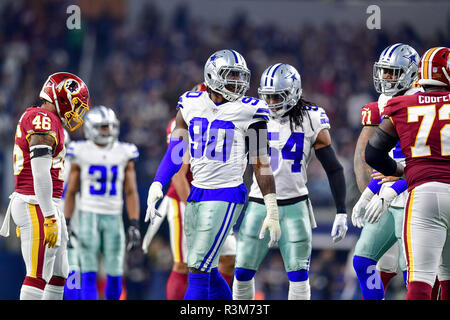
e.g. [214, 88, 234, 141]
[234, 268, 256, 282]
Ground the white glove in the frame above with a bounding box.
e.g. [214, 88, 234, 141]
[145, 182, 163, 224]
[259, 193, 281, 248]
[331, 213, 348, 243]
[364, 187, 397, 224]
[351, 187, 375, 228]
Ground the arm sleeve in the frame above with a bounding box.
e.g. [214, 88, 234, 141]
[153, 138, 188, 188]
[30, 149, 56, 217]
[315, 145, 347, 213]
[365, 128, 399, 176]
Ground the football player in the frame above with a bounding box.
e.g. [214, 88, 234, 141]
[142, 111, 238, 299]
[146, 49, 281, 300]
[0, 72, 90, 299]
[365, 46, 450, 300]
[64, 106, 141, 300]
[233, 63, 348, 300]
[351, 44, 421, 299]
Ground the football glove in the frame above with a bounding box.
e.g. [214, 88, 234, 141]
[44, 217, 58, 248]
[364, 187, 397, 224]
[331, 213, 348, 242]
[351, 187, 375, 228]
[145, 182, 163, 224]
[66, 219, 77, 249]
[259, 193, 281, 248]
[127, 219, 141, 252]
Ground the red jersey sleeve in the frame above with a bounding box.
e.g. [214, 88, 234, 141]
[21, 107, 64, 145]
[361, 102, 380, 126]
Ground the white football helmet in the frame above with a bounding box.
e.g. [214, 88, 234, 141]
[204, 49, 251, 102]
[373, 43, 420, 96]
[258, 63, 302, 118]
[84, 106, 119, 146]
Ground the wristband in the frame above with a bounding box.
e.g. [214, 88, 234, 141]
[367, 177, 382, 194]
[263, 193, 279, 218]
[390, 179, 408, 195]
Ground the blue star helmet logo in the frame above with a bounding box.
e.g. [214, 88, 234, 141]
[404, 53, 417, 65]
[210, 54, 219, 67]
[286, 71, 297, 82]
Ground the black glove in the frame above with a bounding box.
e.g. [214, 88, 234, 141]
[127, 219, 141, 252]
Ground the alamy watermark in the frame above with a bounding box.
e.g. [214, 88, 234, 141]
[66, 5, 81, 30]
[366, 5, 381, 30]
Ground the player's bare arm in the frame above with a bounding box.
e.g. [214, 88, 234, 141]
[354, 126, 377, 192]
[171, 110, 189, 142]
[64, 162, 81, 220]
[124, 160, 140, 221]
[29, 132, 56, 149]
[248, 121, 275, 195]
[171, 162, 191, 204]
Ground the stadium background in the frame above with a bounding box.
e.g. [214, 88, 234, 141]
[0, 0, 448, 300]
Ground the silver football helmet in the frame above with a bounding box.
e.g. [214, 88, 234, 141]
[84, 106, 119, 146]
[373, 43, 420, 96]
[204, 49, 251, 102]
[258, 63, 302, 118]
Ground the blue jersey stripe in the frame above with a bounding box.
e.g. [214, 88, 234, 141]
[253, 115, 269, 120]
[256, 108, 270, 114]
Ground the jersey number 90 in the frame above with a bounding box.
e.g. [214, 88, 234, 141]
[189, 117, 235, 162]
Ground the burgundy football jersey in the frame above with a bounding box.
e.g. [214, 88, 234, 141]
[383, 91, 450, 190]
[14, 106, 65, 198]
[361, 101, 381, 126]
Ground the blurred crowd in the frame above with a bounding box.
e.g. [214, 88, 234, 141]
[0, 0, 447, 299]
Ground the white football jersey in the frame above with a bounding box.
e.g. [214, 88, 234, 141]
[378, 85, 424, 207]
[249, 106, 331, 200]
[67, 140, 139, 214]
[177, 91, 269, 189]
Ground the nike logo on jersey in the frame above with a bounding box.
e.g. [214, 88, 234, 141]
[38, 112, 48, 117]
